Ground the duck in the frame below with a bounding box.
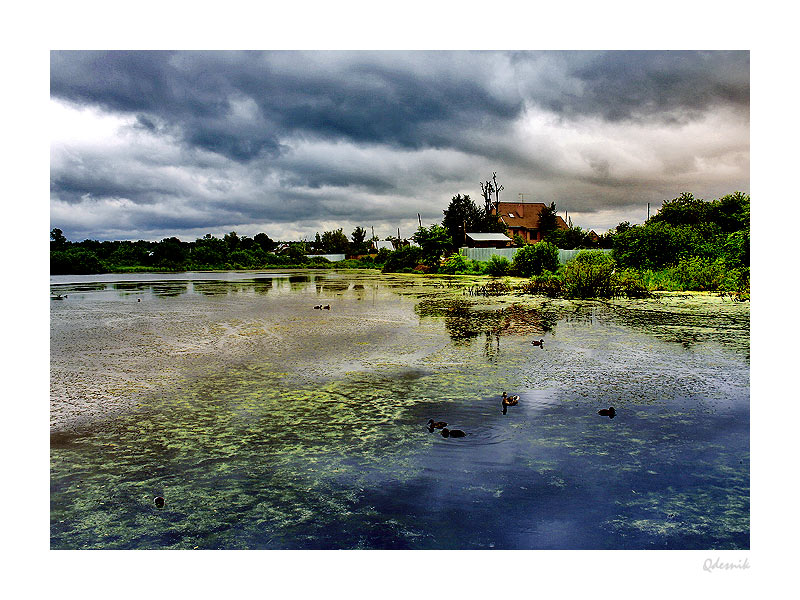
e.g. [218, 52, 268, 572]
[323, 305, 331, 310]
[598, 406, 616, 418]
[531, 338, 544, 347]
[427, 419, 447, 429]
[441, 427, 466, 438]
[501, 391, 520, 415]
[313, 305, 322, 309]
[153, 496, 165, 508]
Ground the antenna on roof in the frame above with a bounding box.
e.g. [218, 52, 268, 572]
[518, 193, 526, 203]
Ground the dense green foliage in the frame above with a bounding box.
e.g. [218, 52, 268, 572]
[512, 241, 559, 277]
[438, 253, 484, 275]
[50, 229, 384, 275]
[611, 192, 749, 271]
[380, 245, 423, 273]
[51, 190, 750, 301]
[412, 224, 452, 269]
[485, 254, 511, 277]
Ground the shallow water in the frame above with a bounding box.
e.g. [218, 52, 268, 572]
[50, 271, 749, 549]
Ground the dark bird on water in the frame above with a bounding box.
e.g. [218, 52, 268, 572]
[323, 305, 331, 310]
[427, 419, 447, 430]
[441, 428, 466, 438]
[501, 391, 519, 415]
[154, 496, 165, 508]
[313, 305, 322, 309]
[598, 407, 616, 418]
[531, 339, 544, 347]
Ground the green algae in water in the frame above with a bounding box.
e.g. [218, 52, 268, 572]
[51, 272, 749, 549]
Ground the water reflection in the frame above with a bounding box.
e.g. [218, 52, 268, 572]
[50, 272, 749, 549]
[151, 282, 189, 297]
[416, 298, 558, 347]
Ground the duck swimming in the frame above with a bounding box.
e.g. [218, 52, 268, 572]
[501, 392, 519, 415]
[153, 496, 165, 508]
[427, 419, 447, 430]
[313, 305, 322, 309]
[323, 305, 331, 310]
[598, 407, 616, 418]
[531, 339, 544, 347]
[441, 428, 466, 438]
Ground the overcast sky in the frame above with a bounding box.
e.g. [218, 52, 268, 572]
[50, 50, 749, 242]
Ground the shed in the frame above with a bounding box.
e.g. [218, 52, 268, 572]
[465, 232, 512, 248]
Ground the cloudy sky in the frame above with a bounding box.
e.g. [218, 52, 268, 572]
[50, 50, 749, 242]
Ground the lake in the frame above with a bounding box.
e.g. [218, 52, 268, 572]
[50, 270, 749, 549]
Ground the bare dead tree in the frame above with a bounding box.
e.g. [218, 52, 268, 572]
[492, 172, 504, 214]
[480, 179, 495, 215]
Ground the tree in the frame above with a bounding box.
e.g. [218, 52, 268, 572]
[649, 192, 711, 227]
[442, 194, 484, 249]
[350, 226, 368, 254]
[253, 232, 276, 252]
[538, 202, 558, 237]
[50, 228, 67, 250]
[224, 231, 241, 252]
[479, 172, 504, 216]
[153, 237, 188, 268]
[320, 229, 350, 254]
[412, 224, 452, 269]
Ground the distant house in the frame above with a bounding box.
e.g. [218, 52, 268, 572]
[491, 201, 568, 243]
[588, 230, 600, 243]
[465, 232, 512, 248]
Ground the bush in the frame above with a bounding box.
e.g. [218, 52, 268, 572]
[485, 254, 511, 277]
[382, 246, 423, 273]
[512, 241, 559, 277]
[561, 251, 616, 298]
[440, 253, 475, 275]
[524, 270, 563, 296]
[613, 269, 652, 298]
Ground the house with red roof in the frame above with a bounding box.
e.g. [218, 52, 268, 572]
[491, 201, 568, 243]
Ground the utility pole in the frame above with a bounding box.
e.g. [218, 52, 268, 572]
[418, 213, 422, 227]
[647, 202, 650, 221]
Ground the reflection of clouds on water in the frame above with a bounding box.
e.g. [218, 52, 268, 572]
[50, 272, 749, 549]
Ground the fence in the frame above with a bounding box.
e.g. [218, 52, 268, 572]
[307, 254, 346, 262]
[459, 247, 611, 265]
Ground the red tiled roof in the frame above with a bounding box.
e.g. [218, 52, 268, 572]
[492, 202, 568, 231]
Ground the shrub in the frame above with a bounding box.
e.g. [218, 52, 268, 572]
[512, 241, 559, 277]
[613, 269, 652, 298]
[485, 254, 511, 277]
[382, 246, 423, 273]
[439, 253, 470, 274]
[561, 251, 616, 298]
[524, 270, 563, 297]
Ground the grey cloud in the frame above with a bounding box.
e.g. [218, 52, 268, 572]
[528, 50, 749, 123]
[50, 50, 749, 241]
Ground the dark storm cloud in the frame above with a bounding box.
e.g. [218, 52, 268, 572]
[50, 51, 522, 162]
[50, 50, 749, 240]
[561, 51, 749, 122]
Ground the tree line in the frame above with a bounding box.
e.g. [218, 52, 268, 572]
[51, 177, 749, 300]
[49, 227, 386, 275]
